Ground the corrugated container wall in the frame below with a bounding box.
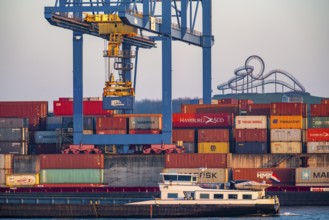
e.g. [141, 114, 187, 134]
[245, 104, 271, 116]
[0, 128, 29, 142]
[307, 142, 329, 153]
[45, 116, 63, 130]
[0, 101, 48, 130]
[96, 117, 127, 130]
[181, 104, 239, 115]
[173, 129, 195, 142]
[0, 118, 29, 128]
[0, 142, 28, 154]
[198, 142, 229, 153]
[233, 168, 295, 185]
[270, 142, 302, 153]
[198, 129, 229, 142]
[307, 128, 329, 142]
[40, 169, 104, 184]
[0, 154, 13, 170]
[173, 113, 233, 128]
[34, 131, 57, 144]
[234, 142, 268, 154]
[162, 168, 229, 183]
[40, 154, 104, 169]
[13, 155, 40, 173]
[295, 168, 329, 186]
[104, 155, 164, 187]
[271, 102, 307, 117]
[165, 154, 228, 168]
[309, 117, 329, 128]
[235, 116, 267, 129]
[233, 129, 267, 142]
[270, 116, 305, 129]
[270, 129, 302, 142]
[310, 104, 329, 117]
[129, 116, 162, 130]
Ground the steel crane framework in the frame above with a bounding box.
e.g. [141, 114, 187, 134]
[44, 0, 213, 146]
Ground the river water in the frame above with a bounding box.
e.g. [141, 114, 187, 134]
[2, 206, 328, 220]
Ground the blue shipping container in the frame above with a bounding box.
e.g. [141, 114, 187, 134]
[102, 96, 134, 110]
[234, 142, 268, 154]
[46, 116, 63, 130]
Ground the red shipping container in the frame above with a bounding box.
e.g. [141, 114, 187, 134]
[238, 99, 254, 111]
[198, 129, 229, 142]
[96, 130, 126, 134]
[307, 128, 329, 141]
[181, 104, 239, 115]
[218, 99, 239, 105]
[310, 104, 329, 117]
[129, 129, 161, 134]
[40, 154, 104, 169]
[321, 98, 329, 105]
[173, 129, 195, 142]
[233, 129, 268, 142]
[270, 102, 307, 117]
[232, 168, 295, 185]
[96, 117, 127, 130]
[165, 153, 227, 168]
[173, 113, 233, 128]
[0, 101, 48, 130]
[53, 100, 112, 116]
[246, 104, 271, 116]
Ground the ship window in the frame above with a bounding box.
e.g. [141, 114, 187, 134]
[200, 194, 209, 199]
[228, 194, 238, 199]
[167, 193, 178, 199]
[178, 175, 191, 182]
[214, 194, 224, 199]
[243, 194, 252, 200]
[164, 175, 177, 181]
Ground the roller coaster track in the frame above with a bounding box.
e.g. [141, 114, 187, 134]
[217, 55, 306, 94]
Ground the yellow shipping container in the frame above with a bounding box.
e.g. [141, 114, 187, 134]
[162, 168, 229, 183]
[270, 116, 305, 129]
[198, 142, 229, 153]
[270, 142, 302, 153]
[6, 173, 39, 187]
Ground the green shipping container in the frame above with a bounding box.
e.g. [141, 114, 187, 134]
[40, 169, 104, 184]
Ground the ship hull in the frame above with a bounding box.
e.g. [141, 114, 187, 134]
[0, 203, 279, 218]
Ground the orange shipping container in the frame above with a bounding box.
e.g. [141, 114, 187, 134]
[270, 115, 305, 129]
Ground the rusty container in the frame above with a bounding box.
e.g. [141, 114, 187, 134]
[198, 129, 229, 142]
[40, 154, 104, 169]
[96, 116, 127, 130]
[245, 103, 271, 116]
[173, 129, 195, 142]
[271, 102, 307, 117]
[165, 153, 228, 168]
[233, 129, 267, 142]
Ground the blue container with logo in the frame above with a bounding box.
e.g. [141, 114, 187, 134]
[103, 96, 134, 110]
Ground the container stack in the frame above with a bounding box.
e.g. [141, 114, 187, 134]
[198, 129, 230, 153]
[307, 101, 329, 153]
[269, 103, 306, 154]
[172, 129, 196, 153]
[233, 115, 268, 154]
[39, 154, 104, 186]
[0, 118, 29, 154]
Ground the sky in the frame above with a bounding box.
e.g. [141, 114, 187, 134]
[0, 0, 329, 109]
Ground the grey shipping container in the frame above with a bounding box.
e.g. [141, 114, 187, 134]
[34, 131, 57, 144]
[0, 142, 28, 154]
[46, 116, 63, 130]
[234, 142, 268, 154]
[295, 167, 329, 186]
[0, 128, 28, 142]
[309, 117, 329, 128]
[307, 142, 329, 153]
[270, 129, 302, 142]
[129, 116, 162, 130]
[62, 117, 95, 130]
[13, 155, 40, 173]
[0, 118, 29, 128]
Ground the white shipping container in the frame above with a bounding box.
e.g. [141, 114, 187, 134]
[296, 168, 329, 186]
[162, 168, 229, 183]
[129, 116, 162, 130]
[270, 129, 302, 142]
[235, 116, 267, 129]
[307, 142, 329, 153]
[271, 142, 302, 153]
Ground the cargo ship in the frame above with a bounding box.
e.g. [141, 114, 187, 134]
[1, 96, 329, 217]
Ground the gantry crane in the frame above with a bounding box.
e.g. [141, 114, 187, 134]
[44, 0, 214, 147]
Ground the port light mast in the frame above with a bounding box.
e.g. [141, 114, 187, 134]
[44, 0, 214, 146]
